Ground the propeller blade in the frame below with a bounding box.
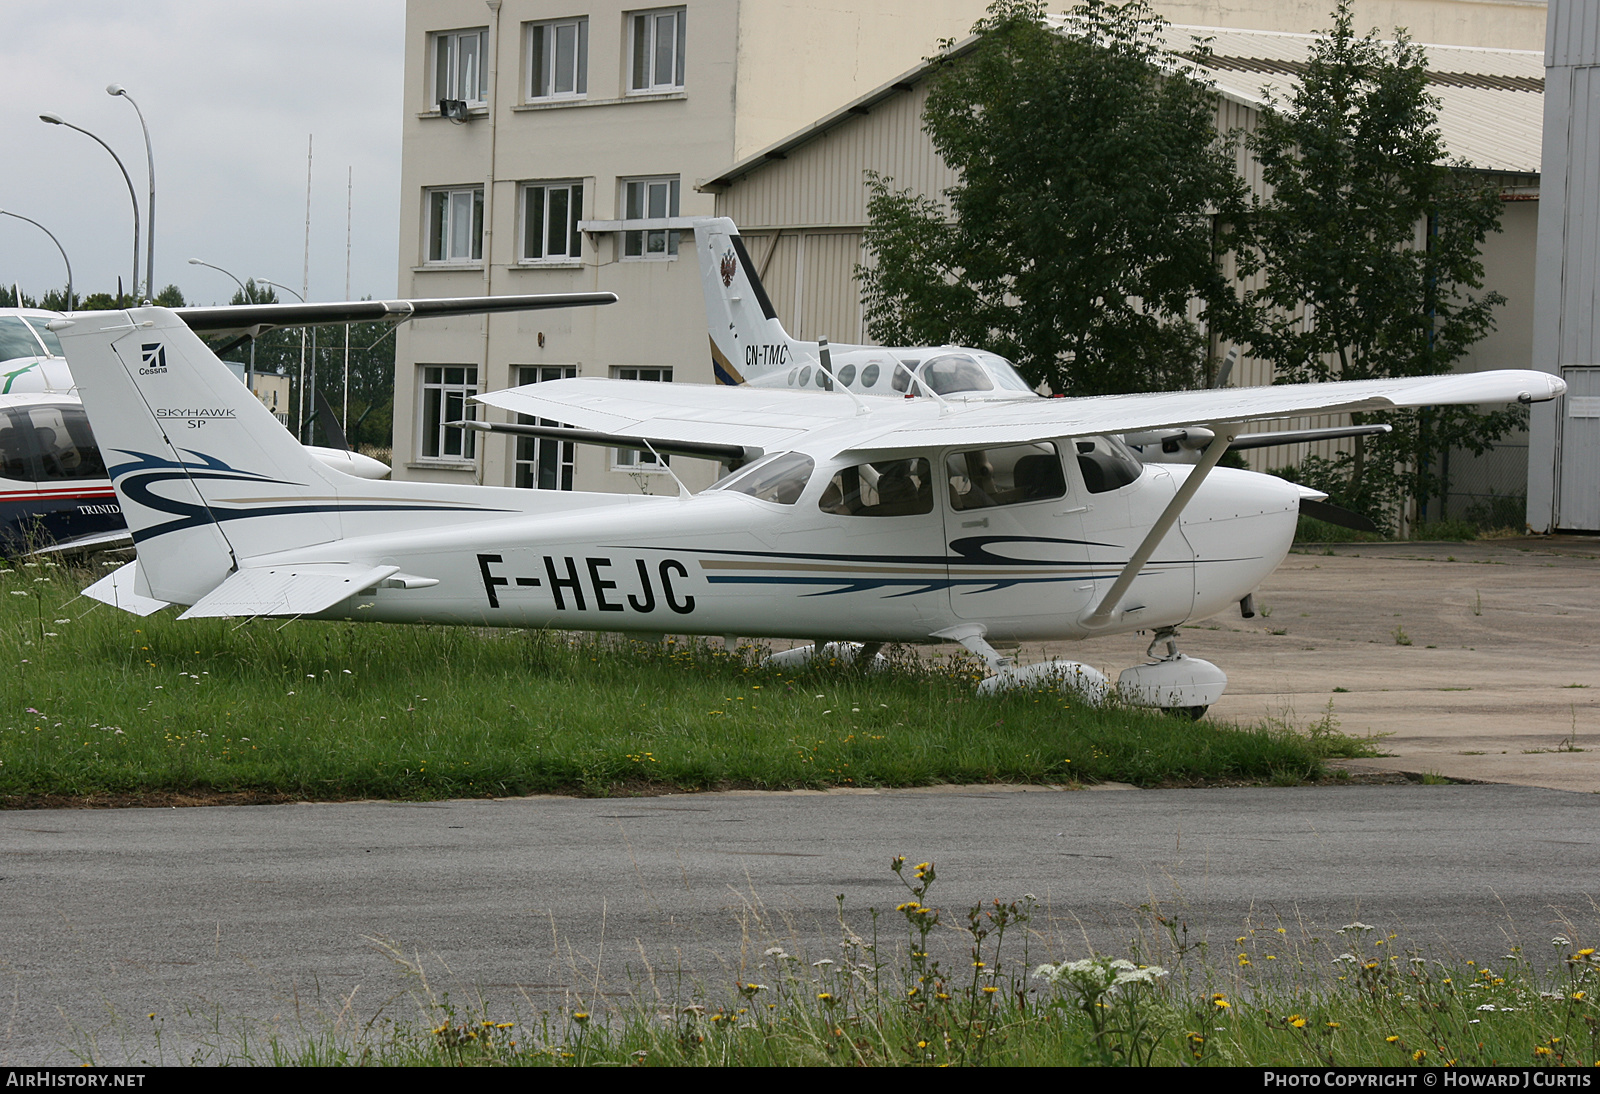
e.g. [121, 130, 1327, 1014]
[1300, 499, 1379, 533]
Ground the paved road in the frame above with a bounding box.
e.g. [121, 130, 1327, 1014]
[3, 782, 1598, 1064]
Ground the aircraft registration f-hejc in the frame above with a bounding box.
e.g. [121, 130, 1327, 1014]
[59, 218, 1565, 715]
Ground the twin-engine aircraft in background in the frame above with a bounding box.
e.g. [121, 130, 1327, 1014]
[0, 292, 613, 554]
[63, 285, 1563, 714]
[688, 218, 1388, 526]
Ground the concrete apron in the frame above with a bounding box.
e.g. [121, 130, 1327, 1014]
[1036, 537, 1600, 794]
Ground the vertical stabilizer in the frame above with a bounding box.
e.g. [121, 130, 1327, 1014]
[694, 218, 799, 385]
[54, 308, 347, 604]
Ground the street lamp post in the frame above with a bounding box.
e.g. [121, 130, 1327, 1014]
[108, 85, 156, 303]
[0, 210, 73, 309]
[39, 112, 139, 304]
[189, 258, 256, 392]
[255, 278, 311, 442]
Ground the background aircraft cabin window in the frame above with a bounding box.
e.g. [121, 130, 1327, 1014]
[710, 451, 815, 505]
[946, 444, 1066, 511]
[0, 404, 105, 483]
[0, 318, 47, 365]
[433, 27, 489, 107]
[528, 18, 588, 100]
[629, 8, 685, 93]
[818, 458, 934, 518]
[521, 182, 583, 262]
[920, 353, 993, 395]
[622, 177, 680, 258]
[1075, 436, 1145, 494]
[515, 365, 576, 490]
[419, 366, 478, 461]
[426, 187, 484, 264]
[610, 366, 671, 468]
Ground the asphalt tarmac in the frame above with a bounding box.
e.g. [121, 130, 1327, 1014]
[3, 783, 1598, 1064]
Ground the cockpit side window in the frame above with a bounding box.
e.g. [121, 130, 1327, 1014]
[946, 443, 1066, 511]
[818, 457, 934, 517]
[709, 451, 814, 504]
[0, 318, 45, 365]
[1075, 436, 1144, 493]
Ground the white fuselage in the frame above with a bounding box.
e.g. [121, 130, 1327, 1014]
[250, 447, 1297, 644]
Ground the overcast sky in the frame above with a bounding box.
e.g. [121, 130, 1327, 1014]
[1, 0, 405, 307]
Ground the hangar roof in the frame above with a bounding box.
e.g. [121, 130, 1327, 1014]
[700, 21, 1543, 190]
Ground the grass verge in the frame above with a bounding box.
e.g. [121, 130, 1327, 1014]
[0, 561, 1376, 806]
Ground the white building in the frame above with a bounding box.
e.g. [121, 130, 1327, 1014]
[394, 0, 1547, 515]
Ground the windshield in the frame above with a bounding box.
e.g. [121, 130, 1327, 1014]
[708, 451, 814, 504]
[1075, 435, 1145, 493]
[976, 353, 1035, 393]
[919, 353, 993, 395]
[23, 318, 63, 357]
[0, 317, 45, 365]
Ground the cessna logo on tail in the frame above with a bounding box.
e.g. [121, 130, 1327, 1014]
[139, 343, 168, 375]
[719, 251, 737, 288]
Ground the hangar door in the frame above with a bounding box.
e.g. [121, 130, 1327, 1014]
[1559, 366, 1600, 530]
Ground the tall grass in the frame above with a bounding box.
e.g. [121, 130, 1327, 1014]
[0, 560, 1370, 804]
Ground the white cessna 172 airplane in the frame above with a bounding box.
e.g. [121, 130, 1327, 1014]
[61, 285, 1563, 715]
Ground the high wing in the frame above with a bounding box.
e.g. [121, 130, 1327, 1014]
[174, 292, 618, 342]
[475, 377, 867, 453]
[476, 370, 1566, 456]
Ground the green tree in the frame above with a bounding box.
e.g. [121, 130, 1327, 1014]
[858, 0, 1243, 396]
[213, 284, 395, 451]
[1236, 2, 1515, 531]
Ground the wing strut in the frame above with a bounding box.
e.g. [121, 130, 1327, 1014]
[1083, 423, 1237, 628]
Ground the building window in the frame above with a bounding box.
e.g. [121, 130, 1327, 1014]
[515, 366, 576, 490]
[611, 366, 671, 468]
[433, 27, 489, 108]
[521, 182, 583, 262]
[427, 186, 484, 264]
[622, 176, 679, 259]
[527, 18, 587, 99]
[419, 365, 478, 461]
[629, 8, 685, 93]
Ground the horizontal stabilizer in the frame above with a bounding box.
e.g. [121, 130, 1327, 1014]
[178, 562, 401, 620]
[82, 561, 171, 616]
[31, 528, 136, 556]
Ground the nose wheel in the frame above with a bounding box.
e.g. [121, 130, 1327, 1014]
[1117, 626, 1227, 718]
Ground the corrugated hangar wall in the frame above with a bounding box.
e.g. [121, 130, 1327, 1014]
[1529, 0, 1600, 532]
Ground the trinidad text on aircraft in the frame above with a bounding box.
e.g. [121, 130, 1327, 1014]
[0, 292, 613, 554]
[61, 287, 1563, 715]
